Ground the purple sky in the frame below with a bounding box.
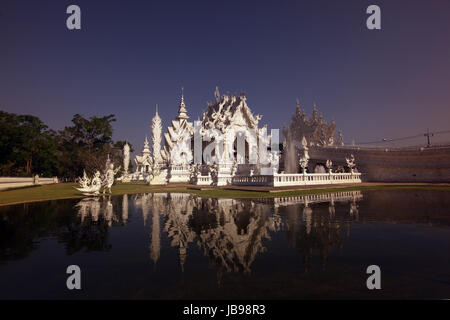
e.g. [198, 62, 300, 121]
[1, 0, 450, 152]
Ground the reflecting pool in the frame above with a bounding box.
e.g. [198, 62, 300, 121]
[0, 190, 449, 299]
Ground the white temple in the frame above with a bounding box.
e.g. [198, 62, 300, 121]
[76, 191, 362, 277]
[132, 136, 153, 181]
[128, 88, 362, 187]
[164, 88, 194, 183]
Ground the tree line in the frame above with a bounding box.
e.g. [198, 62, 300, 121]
[0, 110, 133, 180]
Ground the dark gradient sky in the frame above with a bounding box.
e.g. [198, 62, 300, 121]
[1, 0, 450, 152]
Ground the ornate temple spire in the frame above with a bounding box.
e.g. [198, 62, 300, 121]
[214, 86, 220, 102]
[312, 102, 319, 121]
[296, 99, 302, 114]
[123, 142, 130, 174]
[177, 87, 189, 120]
[152, 106, 163, 164]
[143, 135, 151, 155]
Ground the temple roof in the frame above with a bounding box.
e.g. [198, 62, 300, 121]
[135, 154, 152, 166]
[142, 136, 151, 154]
[177, 88, 189, 120]
[200, 92, 262, 131]
[164, 89, 194, 151]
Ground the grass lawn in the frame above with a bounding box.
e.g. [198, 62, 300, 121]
[1, 182, 449, 206]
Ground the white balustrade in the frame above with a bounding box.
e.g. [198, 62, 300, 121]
[196, 175, 213, 186]
[231, 172, 361, 187]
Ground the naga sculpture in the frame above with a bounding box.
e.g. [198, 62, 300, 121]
[75, 170, 103, 196]
[76, 158, 120, 196]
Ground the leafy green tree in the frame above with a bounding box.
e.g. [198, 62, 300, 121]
[58, 114, 118, 179]
[1, 111, 133, 180]
[0, 111, 59, 176]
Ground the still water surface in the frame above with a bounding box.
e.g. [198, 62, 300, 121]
[0, 190, 449, 299]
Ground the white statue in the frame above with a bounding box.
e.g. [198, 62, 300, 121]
[75, 170, 102, 196]
[301, 135, 308, 151]
[298, 136, 310, 174]
[345, 154, 356, 173]
[268, 151, 279, 174]
[299, 156, 309, 173]
[103, 163, 121, 194]
[231, 160, 238, 176]
[91, 171, 102, 191]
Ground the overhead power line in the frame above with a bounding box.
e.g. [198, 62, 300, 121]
[353, 129, 450, 146]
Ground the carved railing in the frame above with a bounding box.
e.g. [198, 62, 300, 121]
[170, 164, 191, 171]
[231, 175, 274, 186]
[232, 172, 362, 187]
[196, 175, 213, 186]
[256, 190, 363, 206]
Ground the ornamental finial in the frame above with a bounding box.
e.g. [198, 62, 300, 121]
[177, 87, 189, 120]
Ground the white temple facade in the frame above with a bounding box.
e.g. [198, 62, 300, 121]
[132, 136, 153, 181]
[163, 88, 194, 183]
[129, 88, 362, 187]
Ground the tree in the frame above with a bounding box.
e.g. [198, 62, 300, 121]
[58, 114, 118, 179]
[0, 111, 59, 176]
[0, 111, 132, 180]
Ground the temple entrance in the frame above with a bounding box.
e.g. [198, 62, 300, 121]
[232, 136, 251, 164]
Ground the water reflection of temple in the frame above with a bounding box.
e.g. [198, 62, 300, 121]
[132, 193, 165, 267]
[193, 198, 276, 276]
[131, 191, 362, 277]
[279, 191, 362, 272]
[130, 193, 278, 276]
[74, 190, 362, 278]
